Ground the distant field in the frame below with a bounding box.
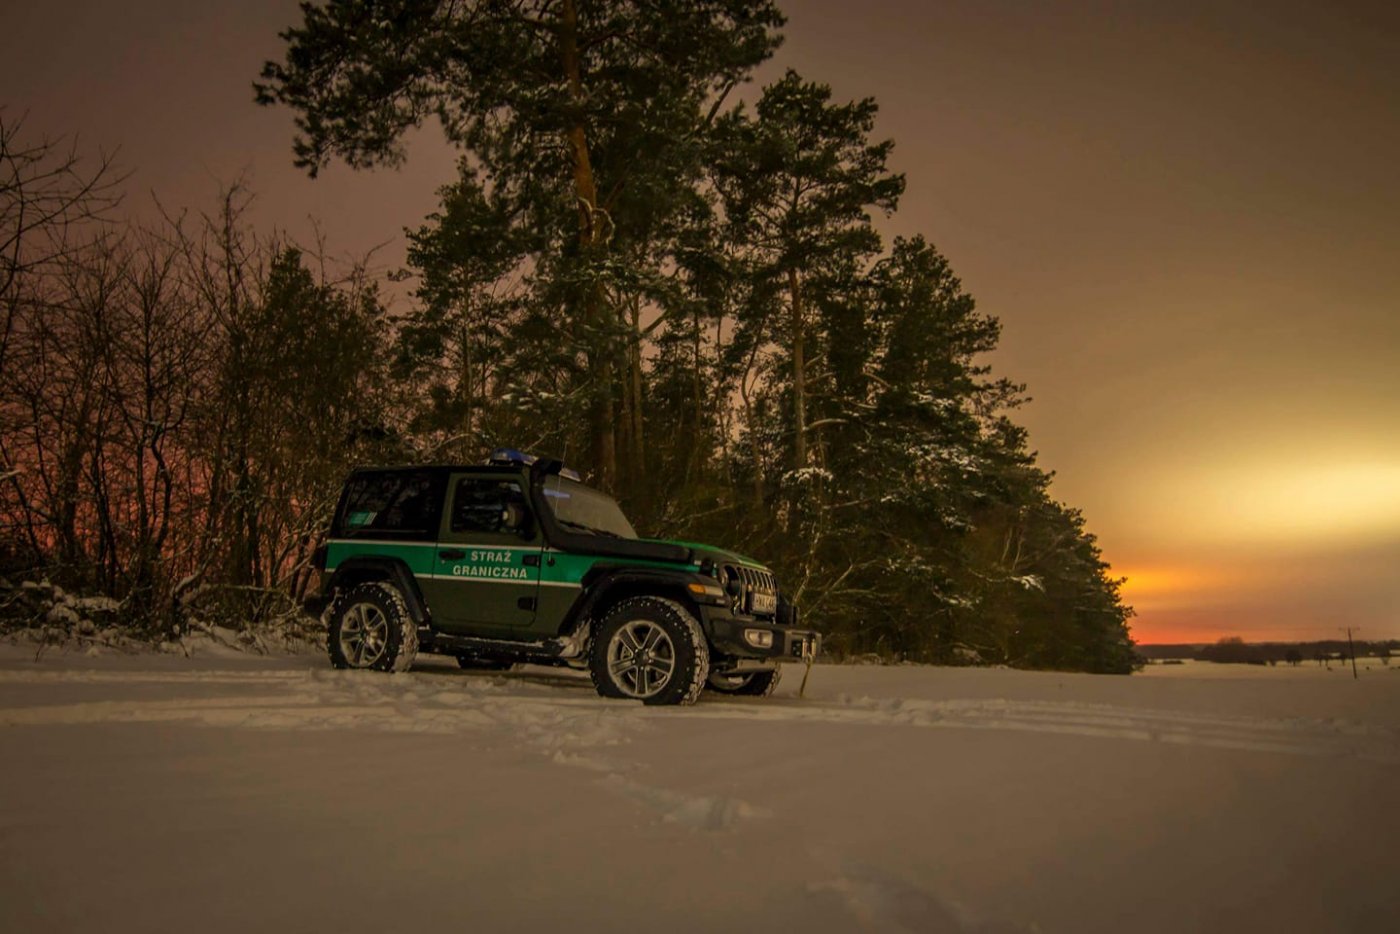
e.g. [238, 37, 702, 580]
[1141, 656, 1399, 677]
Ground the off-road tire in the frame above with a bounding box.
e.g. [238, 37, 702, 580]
[706, 667, 781, 697]
[325, 581, 418, 673]
[589, 597, 709, 706]
[456, 656, 515, 671]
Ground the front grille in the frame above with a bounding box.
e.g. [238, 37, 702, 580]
[739, 566, 776, 593]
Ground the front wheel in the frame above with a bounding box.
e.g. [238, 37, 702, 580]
[706, 668, 781, 697]
[589, 597, 709, 706]
[325, 581, 418, 673]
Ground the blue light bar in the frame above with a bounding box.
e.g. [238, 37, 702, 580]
[487, 447, 583, 482]
[486, 447, 537, 467]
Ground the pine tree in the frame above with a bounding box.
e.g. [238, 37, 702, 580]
[713, 71, 903, 475]
[815, 236, 1003, 659]
[257, 0, 784, 489]
[396, 163, 528, 458]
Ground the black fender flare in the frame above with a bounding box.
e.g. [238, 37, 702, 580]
[325, 556, 430, 626]
[565, 566, 711, 634]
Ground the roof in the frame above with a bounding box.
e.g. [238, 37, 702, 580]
[345, 464, 524, 475]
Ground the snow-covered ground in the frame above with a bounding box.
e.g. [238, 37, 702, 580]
[2, 648, 1396, 933]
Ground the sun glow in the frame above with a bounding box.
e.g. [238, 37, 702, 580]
[1117, 564, 1246, 607]
[1135, 458, 1400, 548]
[1211, 461, 1400, 541]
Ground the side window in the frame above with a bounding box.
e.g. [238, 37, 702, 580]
[451, 478, 527, 535]
[335, 471, 441, 539]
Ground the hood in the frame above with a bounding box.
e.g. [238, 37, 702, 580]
[643, 539, 769, 571]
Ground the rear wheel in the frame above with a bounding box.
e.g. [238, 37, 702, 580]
[706, 668, 781, 697]
[325, 581, 417, 673]
[589, 597, 708, 706]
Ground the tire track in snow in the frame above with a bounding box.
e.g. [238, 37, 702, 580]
[0, 669, 774, 830]
[809, 865, 1041, 933]
[0, 669, 309, 686]
[671, 695, 1400, 762]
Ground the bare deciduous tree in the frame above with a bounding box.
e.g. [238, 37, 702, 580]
[0, 109, 123, 379]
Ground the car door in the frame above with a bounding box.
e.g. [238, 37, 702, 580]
[420, 473, 543, 634]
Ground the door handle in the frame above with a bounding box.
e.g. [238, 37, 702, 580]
[440, 549, 466, 560]
[522, 554, 540, 567]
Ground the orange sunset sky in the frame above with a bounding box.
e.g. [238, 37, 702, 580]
[2, 0, 1396, 643]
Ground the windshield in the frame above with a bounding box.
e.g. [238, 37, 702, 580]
[543, 477, 638, 539]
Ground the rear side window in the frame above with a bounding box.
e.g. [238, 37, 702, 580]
[333, 471, 442, 540]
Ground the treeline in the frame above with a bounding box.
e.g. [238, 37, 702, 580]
[1141, 639, 1396, 666]
[0, 115, 400, 631]
[1, 1, 1136, 672]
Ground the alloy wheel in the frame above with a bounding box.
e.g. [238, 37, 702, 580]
[605, 619, 677, 699]
[338, 602, 390, 668]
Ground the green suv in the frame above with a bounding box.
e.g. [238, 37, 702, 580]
[311, 450, 819, 705]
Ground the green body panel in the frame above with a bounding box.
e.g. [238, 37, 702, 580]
[327, 536, 549, 637]
[327, 537, 711, 640]
[421, 544, 542, 633]
[326, 539, 436, 574]
[533, 549, 698, 634]
[536, 550, 695, 586]
[414, 471, 541, 634]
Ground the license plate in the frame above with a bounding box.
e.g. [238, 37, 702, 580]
[748, 592, 778, 615]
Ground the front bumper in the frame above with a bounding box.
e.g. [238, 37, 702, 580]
[702, 610, 821, 663]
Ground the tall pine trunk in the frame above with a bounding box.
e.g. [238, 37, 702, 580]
[628, 298, 645, 490]
[789, 267, 807, 469]
[459, 311, 473, 453]
[559, 0, 616, 488]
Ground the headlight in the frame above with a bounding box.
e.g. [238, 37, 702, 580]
[722, 564, 744, 599]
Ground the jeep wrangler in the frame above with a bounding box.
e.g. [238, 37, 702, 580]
[310, 449, 820, 706]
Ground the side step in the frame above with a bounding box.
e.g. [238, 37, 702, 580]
[427, 632, 574, 665]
